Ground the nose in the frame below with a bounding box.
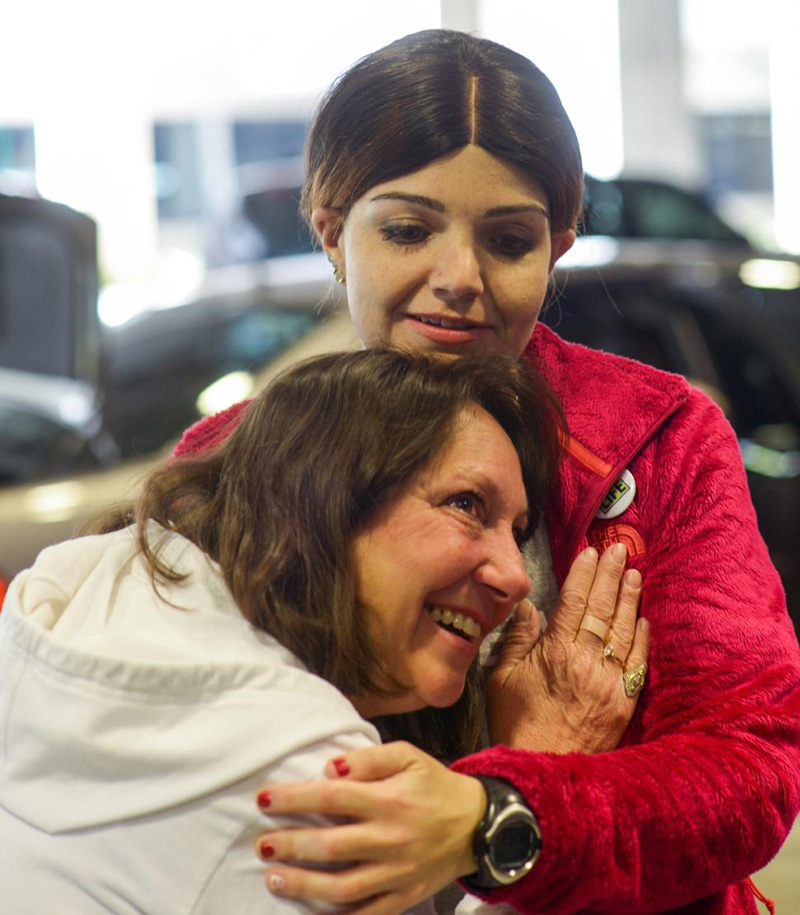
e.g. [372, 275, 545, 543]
[473, 530, 531, 610]
[430, 235, 484, 303]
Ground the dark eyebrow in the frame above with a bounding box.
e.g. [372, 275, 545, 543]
[369, 192, 445, 212]
[369, 193, 550, 222]
[485, 204, 550, 221]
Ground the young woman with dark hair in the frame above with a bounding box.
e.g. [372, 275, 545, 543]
[0, 350, 646, 913]
[176, 29, 800, 915]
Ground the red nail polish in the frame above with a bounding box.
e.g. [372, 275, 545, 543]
[259, 840, 275, 859]
[333, 757, 350, 777]
[257, 790, 272, 809]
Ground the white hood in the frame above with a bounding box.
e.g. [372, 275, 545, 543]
[0, 524, 377, 833]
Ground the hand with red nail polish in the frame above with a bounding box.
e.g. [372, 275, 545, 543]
[252, 741, 485, 912]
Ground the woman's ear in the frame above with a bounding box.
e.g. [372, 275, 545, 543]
[549, 228, 576, 271]
[312, 207, 345, 265]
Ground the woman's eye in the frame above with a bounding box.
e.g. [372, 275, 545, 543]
[492, 233, 534, 257]
[381, 223, 431, 246]
[447, 492, 485, 519]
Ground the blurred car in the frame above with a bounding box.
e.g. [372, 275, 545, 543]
[101, 253, 336, 459]
[0, 368, 117, 486]
[0, 192, 100, 383]
[0, 256, 356, 593]
[581, 174, 753, 247]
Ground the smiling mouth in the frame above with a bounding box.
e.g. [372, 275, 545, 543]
[426, 604, 481, 642]
[410, 315, 487, 331]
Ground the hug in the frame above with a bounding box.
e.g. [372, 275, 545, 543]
[0, 349, 640, 913]
[1, 27, 799, 915]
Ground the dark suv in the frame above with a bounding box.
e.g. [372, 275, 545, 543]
[544, 239, 800, 621]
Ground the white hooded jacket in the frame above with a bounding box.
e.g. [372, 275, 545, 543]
[0, 524, 383, 914]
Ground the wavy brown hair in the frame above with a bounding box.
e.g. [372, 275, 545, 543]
[91, 350, 562, 758]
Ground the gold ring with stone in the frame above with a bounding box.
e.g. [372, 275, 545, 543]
[623, 663, 647, 698]
[603, 644, 624, 665]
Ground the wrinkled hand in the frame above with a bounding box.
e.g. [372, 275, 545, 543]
[489, 543, 649, 752]
[253, 741, 485, 915]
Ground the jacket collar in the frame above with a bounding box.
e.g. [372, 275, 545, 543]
[527, 324, 688, 577]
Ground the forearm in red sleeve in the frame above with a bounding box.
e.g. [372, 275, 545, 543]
[453, 395, 800, 914]
[454, 668, 799, 913]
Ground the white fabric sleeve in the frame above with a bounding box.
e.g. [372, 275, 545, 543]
[191, 731, 436, 915]
[190, 730, 375, 914]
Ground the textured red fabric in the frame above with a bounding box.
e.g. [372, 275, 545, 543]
[450, 326, 800, 914]
[173, 398, 252, 458]
[174, 326, 800, 914]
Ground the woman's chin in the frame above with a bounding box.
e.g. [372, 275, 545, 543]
[352, 676, 466, 718]
[411, 674, 468, 712]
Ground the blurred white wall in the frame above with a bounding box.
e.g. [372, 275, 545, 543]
[768, 4, 800, 254]
[619, 0, 701, 184]
[1, 0, 798, 292]
[1, 0, 440, 286]
[480, 0, 624, 181]
[681, 0, 793, 250]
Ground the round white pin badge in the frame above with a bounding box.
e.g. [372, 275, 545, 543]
[596, 468, 636, 520]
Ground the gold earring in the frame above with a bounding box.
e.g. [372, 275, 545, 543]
[327, 255, 345, 285]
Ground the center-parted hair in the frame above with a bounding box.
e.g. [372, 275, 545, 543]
[302, 29, 584, 233]
[96, 350, 562, 758]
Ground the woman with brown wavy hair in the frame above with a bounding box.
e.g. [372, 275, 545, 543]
[0, 349, 645, 914]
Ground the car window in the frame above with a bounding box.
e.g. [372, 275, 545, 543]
[104, 303, 321, 458]
[622, 183, 744, 243]
[582, 177, 747, 244]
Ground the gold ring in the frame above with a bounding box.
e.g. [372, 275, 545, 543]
[603, 644, 623, 665]
[623, 663, 647, 698]
[579, 614, 609, 640]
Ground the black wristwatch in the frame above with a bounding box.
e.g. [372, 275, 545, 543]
[463, 776, 542, 890]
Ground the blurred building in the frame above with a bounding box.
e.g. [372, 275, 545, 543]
[1, 0, 798, 307]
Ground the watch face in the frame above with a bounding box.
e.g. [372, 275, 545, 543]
[491, 822, 538, 869]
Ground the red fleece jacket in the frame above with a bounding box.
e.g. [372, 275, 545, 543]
[174, 326, 800, 914]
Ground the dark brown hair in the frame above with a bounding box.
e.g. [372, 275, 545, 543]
[92, 350, 562, 758]
[301, 29, 584, 234]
